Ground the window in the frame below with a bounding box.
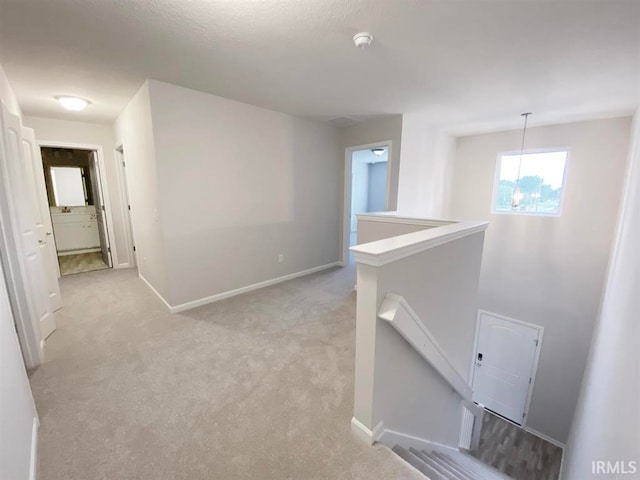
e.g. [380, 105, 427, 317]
[492, 150, 568, 216]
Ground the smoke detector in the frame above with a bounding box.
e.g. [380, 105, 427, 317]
[353, 32, 373, 49]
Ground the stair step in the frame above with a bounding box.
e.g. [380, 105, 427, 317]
[392, 443, 513, 480]
[409, 447, 465, 480]
[421, 450, 476, 480]
[432, 451, 495, 480]
[392, 445, 451, 480]
[435, 448, 511, 480]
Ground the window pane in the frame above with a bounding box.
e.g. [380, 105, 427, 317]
[494, 151, 567, 215]
[51, 167, 86, 206]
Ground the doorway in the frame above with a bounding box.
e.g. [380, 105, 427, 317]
[342, 142, 391, 264]
[471, 310, 543, 426]
[115, 146, 137, 269]
[40, 147, 112, 276]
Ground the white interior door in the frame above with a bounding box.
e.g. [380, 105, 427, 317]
[88, 151, 112, 267]
[472, 311, 542, 425]
[21, 128, 62, 311]
[1, 104, 56, 341]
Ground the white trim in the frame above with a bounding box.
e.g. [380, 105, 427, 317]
[170, 262, 341, 313]
[57, 247, 101, 256]
[29, 416, 39, 480]
[37, 140, 121, 269]
[138, 273, 173, 311]
[114, 144, 136, 269]
[356, 212, 453, 228]
[377, 428, 459, 453]
[378, 293, 472, 400]
[525, 426, 566, 449]
[350, 220, 488, 267]
[350, 417, 384, 445]
[342, 140, 393, 265]
[470, 309, 544, 428]
[491, 147, 571, 218]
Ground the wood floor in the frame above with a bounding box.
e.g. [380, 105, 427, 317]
[471, 410, 563, 480]
[58, 252, 109, 276]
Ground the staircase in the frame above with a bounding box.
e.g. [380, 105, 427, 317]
[392, 444, 511, 480]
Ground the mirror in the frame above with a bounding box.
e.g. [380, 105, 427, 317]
[50, 166, 88, 206]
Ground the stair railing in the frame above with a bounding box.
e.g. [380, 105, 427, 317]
[378, 293, 485, 451]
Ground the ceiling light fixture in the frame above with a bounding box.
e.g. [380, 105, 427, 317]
[371, 148, 385, 156]
[353, 32, 373, 49]
[55, 96, 90, 111]
[512, 112, 532, 209]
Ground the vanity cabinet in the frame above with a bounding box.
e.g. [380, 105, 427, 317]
[51, 211, 100, 253]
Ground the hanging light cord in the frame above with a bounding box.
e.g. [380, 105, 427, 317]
[516, 112, 532, 184]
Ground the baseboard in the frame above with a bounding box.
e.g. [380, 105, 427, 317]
[170, 262, 341, 314]
[58, 247, 101, 256]
[525, 426, 566, 449]
[115, 262, 131, 269]
[29, 416, 38, 480]
[377, 428, 459, 453]
[138, 274, 173, 311]
[351, 417, 384, 445]
[526, 426, 566, 479]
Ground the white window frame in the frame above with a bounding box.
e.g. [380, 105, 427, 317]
[491, 147, 570, 217]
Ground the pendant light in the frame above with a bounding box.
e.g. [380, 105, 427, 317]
[512, 112, 532, 209]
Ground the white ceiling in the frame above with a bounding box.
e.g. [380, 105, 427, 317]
[0, 0, 638, 133]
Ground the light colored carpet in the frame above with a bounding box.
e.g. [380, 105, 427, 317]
[29, 266, 424, 480]
[58, 252, 109, 276]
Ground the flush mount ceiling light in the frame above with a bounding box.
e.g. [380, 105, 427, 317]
[371, 148, 385, 156]
[55, 96, 90, 111]
[353, 32, 373, 49]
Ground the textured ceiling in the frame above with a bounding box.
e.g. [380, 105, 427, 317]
[0, 0, 638, 133]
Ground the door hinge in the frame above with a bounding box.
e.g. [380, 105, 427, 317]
[101, 205, 105, 211]
[529, 377, 532, 384]
[107, 247, 111, 253]
[534, 339, 539, 347]
[128, 204, 131, 211]
[133, 246, 136, 252]
[122, 161, 126, 167]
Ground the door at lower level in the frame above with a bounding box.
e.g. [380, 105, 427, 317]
[472, 311, 542, 425]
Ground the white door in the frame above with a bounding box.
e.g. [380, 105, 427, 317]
[88, 151, 112, 267]
[1, 105, 56, 341]
[21, 128, 62, 311]
[472, 311, 542, 425]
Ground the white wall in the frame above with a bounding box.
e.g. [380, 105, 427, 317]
[368, 162, 387, 213]
[563, 112, 640, 479]
[352, 225, 485, 446]
[146, 80, 342, 307]
[449, 117, 632, 443]
[114, 82, 169, 299]
[396, 112, 455, 217]
[0, 64, 22, 119]
[351, 152, 370, 232]
[0, 64, 38, 480]
[23, 116, 129, 268]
